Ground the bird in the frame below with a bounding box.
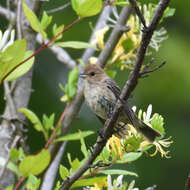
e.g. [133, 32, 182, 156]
[80, 64, 162, 142]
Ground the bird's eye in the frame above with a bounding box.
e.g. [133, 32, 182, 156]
[89, 72, 95, 76]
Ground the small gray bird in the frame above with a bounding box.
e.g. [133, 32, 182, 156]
[80, 64, 162, 142]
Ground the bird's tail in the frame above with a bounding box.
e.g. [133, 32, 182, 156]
[136, 120, 162, 142]
[122, 103, 162, 142]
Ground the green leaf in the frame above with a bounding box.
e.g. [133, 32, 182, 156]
[114, 0, 130, 6]
[163, 7, 175, 19]
[100, 169, 138, 177]
[71, 0, 102, 17]
[54, 41, 94, 49]
[0, 39, 26, 83]
[40, 11, 52, 30]
[105, 70, 117, 79]
[59, 165, 69, 180]
[9, 148, 20, 162]
[150, 113, 165, 136]
[54, 181, 61, 190]
[54, 131, 94, 142]
[5, 184, 13, 190]
[99, 147, 111, 163]
[19, 149, 50, 177]
[18, 108, 44, 132]
[127, 180, 135, 190]
[71, 158, 81, 173]
[71, 176, 107, 188]
[52, 24, 64, 41]
[42, 113, 55, 131]
[26, 174, 41, 190]
[8, 161, 20, 177]
[22, 1, 46, 39]
[122, 38, 135, 52]
[68, 67, 79, 99]
[116, 152, 142, 164]
[79, 131, 89, 159]
[5, 50, 35, 81]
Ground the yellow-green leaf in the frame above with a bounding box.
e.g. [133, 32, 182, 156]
[22, 2, 47, 39]
[71, 176, 107, 188]
[5, 50, 35, 81]
[54, 41, 94, 49]
[0, 39, 26, 83]
[100, 169, 138, 177]
[59, 165, 69, 180]
[54, 131, 94, 142]
[19, 149, 50, 177]
[18, 108, 43, 132]
[71, 0, 102, 18]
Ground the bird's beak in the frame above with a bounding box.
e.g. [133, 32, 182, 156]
[79, 73, 87, 79]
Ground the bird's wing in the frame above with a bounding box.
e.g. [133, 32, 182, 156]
[105, 78, 121, 98]
[105, 78, 135, 125]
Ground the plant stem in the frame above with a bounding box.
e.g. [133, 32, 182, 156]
[13, 177, 25, 190]
[45, 106, 69, 149]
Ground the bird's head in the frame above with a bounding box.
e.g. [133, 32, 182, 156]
[80, 64, 107, 83]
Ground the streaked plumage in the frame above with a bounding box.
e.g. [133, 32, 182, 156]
[80, 64, 162, 142]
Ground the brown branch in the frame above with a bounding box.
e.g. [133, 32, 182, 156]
[129, 0, 147, 28]
[139, 59, 166, 77]
[45, 106, 69, 149]
[60, 0, 170, 189]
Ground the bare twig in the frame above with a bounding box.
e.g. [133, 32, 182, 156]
[47, 2, 71, 14]
[60, 0, 170, 189]
[16, 0, 22, 39]
[186, 174, 190, 190]
[129, 0, 147, 28]
[139, 60, 166, 77]
[0, 6, 15, 20]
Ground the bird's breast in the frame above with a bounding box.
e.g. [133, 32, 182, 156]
[84, 81, 116, 119]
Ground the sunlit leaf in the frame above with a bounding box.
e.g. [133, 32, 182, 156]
[52, 24, 64, 40]
[22, 2, 46, 39]
[5, 184, 13, 190]
[9, 148, 20, 162]
[54, 131, 94, 142]
[54, 41, 94, 49]
[19, 149, 50, 177]
[71, 176, 107, 188]
[116, 152, 142, 164]
[100, 169, 138, 177]
[26, 174, 41, 190]
[0, 39, 26, 83]
[114, 0, 130, 6]
[71, 0, 102, 17]
[18, 108, 43, 132]
[5, 50, 35, 81]
[40, 11, 52, 30]
[59, 165, 69, 180]
[8, 161, 20, 177]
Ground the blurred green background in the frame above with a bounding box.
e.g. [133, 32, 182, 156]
[1, 0, 190, 189]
